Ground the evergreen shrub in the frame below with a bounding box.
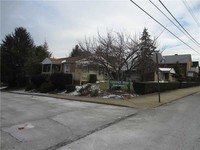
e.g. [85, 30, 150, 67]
[39, 82, 53, 93]
[31, 75, 46, 88]
[66, 85, 76, 93]
[25, 83, 35, 91]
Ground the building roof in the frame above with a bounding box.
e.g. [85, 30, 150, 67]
[159, 68, 176, 74]
[162, 54, 192, 64]
[41, 57, 66, 64]
[152, 52, 165, 63]
[42, 56, 88, 64]
[49, 57, 67, 63]
[65, 56, 86, 63]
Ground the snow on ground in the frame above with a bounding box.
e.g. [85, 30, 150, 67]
[0, 86, 8, 90]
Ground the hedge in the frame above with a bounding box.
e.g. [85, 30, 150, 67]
[133, 81, 200, 95]
[133, 82, 180, 95]
[50, 73, 72, 90]
[180, 82, 200, 88]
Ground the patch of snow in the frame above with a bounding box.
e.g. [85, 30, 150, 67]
[64, 85, 83, 96]
[67, 90, 81, 96]
[102, 94, 123, 99]
[75, 86, 82, 91]
[0, 86, 8, 90]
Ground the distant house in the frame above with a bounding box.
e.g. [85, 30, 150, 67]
[41, 57, 67, 74]
[41, 56, 107, 84]
[159, 54, 192, 77]
[187, 61, 199, 78]
[122, 54, 176, 82]
[154, 68, 176, 82]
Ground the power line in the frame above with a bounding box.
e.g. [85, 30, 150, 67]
[129, 0, 200, 54]
[159, 0, 200, 46]
[149, 0, 200, 48]
[182, 0, 200, 27]
[155, 26, 166, 41]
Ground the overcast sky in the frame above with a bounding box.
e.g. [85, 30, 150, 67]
[1, 0, 200, 62]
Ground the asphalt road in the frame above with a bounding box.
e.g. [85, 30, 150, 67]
[1, 92, 200, 150]
[0, 92, 137, 150]
[59, 92, 200, 150]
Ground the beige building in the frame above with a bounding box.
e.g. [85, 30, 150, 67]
[41, 56, 107, 84]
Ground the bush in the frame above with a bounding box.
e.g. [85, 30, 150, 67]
[31, 75, 46, 88]
[79, 84, 92, 96]
[25, 83, 35, 91]
[39, 82, 53, 93]
[89, 74, 97, 83]
[64, 74, 73, 84]
[50, 73, 72, 90]
[90, 89, 99, 97]
[66, 85, 76, 93]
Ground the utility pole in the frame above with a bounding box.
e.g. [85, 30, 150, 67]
[156, 51, 161, 103]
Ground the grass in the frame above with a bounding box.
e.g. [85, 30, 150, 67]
[96, 81, 109, 91]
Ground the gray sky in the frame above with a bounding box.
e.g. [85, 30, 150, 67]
[1, 0, 200, 62]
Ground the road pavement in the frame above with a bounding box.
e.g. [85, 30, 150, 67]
[1, 87, 200, 150]
[0, 92, 136, 150]
[58, 92, 200, 150]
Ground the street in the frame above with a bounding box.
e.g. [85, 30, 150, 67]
[0, 92, 136, 150]
[1, 92, 200, 150]
[59, 92, 200, 150]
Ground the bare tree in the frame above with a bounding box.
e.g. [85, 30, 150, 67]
[79, 31, 139, 80]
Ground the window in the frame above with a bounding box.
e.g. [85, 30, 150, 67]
[43, 65, 50, 72]
[53, 64, 61, 73]
[64, 64, 70, 73]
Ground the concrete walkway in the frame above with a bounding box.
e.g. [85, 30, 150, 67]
[10, 86, 199, 109]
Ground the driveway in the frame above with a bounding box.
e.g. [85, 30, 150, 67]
[1, 92, 137, 150]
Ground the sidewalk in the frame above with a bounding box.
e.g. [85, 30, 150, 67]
[8, 86, 200, 109]
[47, 86, 200, 109]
